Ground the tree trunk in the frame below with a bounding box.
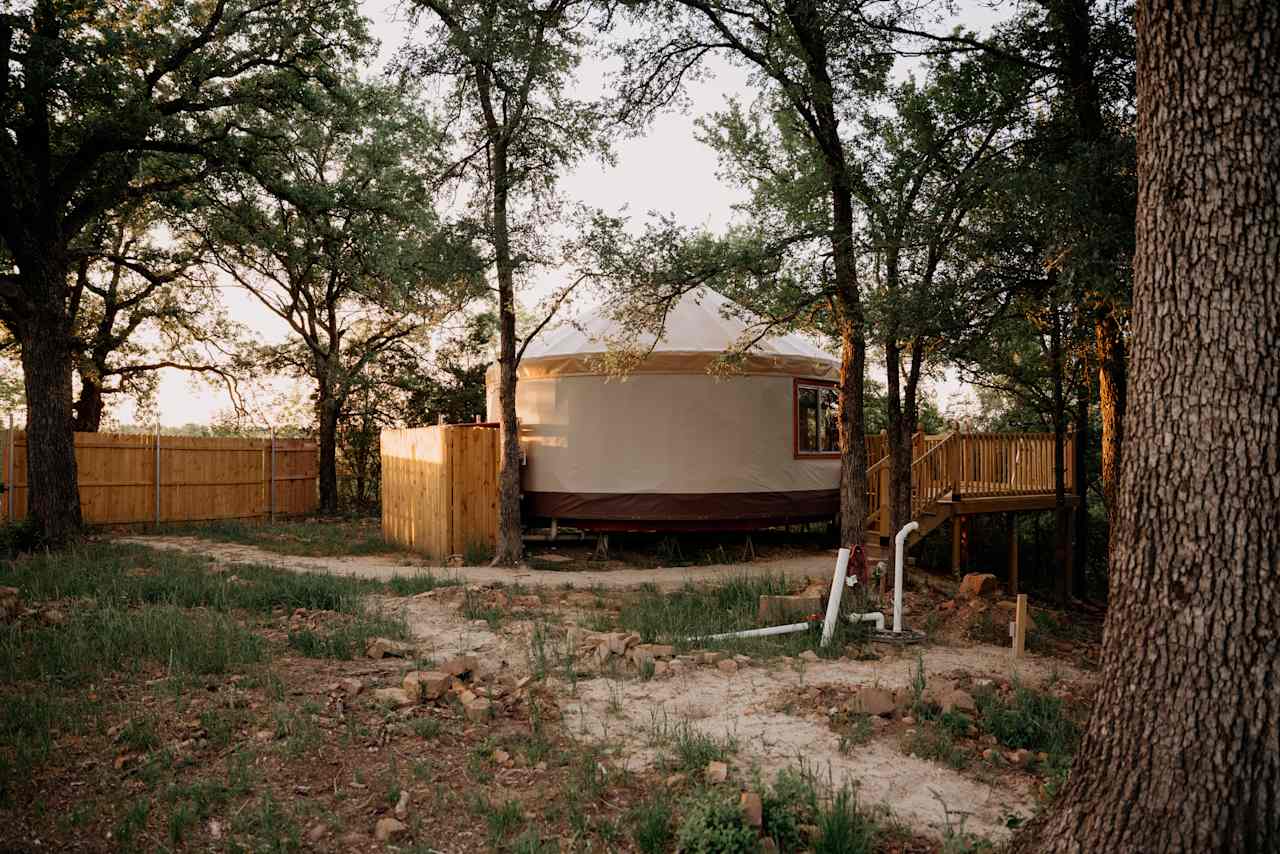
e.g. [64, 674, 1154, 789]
[1072, 384, 1089, 599]
[1095, 308, 1125, 544]
[1021, 2, 1280, 848]
[17, 282, 83, 543]
[884, 337, 912, 536]
[317, 392, 340, 514]
[1049, 293, 1070, 600]
[491, 141, 523, 567]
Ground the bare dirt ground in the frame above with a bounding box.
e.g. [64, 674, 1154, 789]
[109, 534, 1099, 847]
[118, 535, 837, 589]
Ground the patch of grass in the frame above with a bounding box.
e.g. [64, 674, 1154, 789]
[510, 829, 557, 854]
[614, 574, 868, 659]
[463, 540, 495, 565]
[903, 724, 972, 770]
[837, 714, 874, 753]
[114, 799, 151, 848]
[975, 683, 1079, 758]
[286, 609, 407, 660]
[813, 784, 877, 854]
[461, 588, 503, 630]
[231, 791, 301, 853]
[649, 714, 738, 774]
[476, 797, 524, 848]
[629, 797, 674, 854]
[180, 517, 397, 557]
[1, 542, 383, 615]
[386, 571, 461, 596]
[1, 603, 265, 686]
[118, 715, 161, 753]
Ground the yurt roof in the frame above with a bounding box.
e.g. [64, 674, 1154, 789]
[521, 286, 838, 365]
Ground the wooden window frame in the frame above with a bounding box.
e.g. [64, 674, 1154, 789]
[793, 378, 841, 459]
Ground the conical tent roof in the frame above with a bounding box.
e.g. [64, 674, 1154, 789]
[521, 286, 838, 365]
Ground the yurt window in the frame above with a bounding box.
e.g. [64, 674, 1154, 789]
[795, 381, 840, 456]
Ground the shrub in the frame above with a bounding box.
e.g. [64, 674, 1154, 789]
[629, 797, 674, 854]
[675, 790, 760, 854]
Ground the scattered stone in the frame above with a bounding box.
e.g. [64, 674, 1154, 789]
[848, 687, 896, 717]
[901, 715, 915, 725]
[733, 655, 751, 665]
[665, 773, 687, 787]
[40, 607, 68, 626]
[394, 790, 410, 820]
[958, 573, 999, 599]
[339, 678, 364, 696]
[366, 637, 416, 659]
[653, 661, 670, 678]
[441, 655, 478, 679]
[938, 689, 976, 714]
[981, 748, 996, 761]
[254, 729, 274, 742]
[798, 650, 820, 663]
[637, 643, 676, 658]
[0, 587, 19, 622]
[740, 791, 763, 827]
[374, 817, 408, 842]
[494, 749, 512, 767]
[403, 670, 452, 701]
[464, 698, 492, 723]
[339, 831, 366, 847]
[761, 837, 780, 854]
[307, 822, 329, 842]
[535, 552, 573, 563]
[705, 760, 729, 783]
[757, 594, 823, 624]
[512, 594, 542, 608]
[701, 651, 727, 665]
[372, 688, 414, 709]
[717, 659, 739, 674]
[1007, 749, 1032, 768]
[939, 600, 957, 612]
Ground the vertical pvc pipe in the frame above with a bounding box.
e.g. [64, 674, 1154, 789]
[820, 547, 851, 646]
[154, 422, 161, 525]
[894, 521, 920, 633]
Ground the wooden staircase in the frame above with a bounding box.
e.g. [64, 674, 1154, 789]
[863, 430, 1075, 555]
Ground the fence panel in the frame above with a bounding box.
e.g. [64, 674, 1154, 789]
[1, 430, 317, 525]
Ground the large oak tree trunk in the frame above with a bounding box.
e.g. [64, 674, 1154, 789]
[1021, 2, 1280, 848]
[16, 267, 84, 542]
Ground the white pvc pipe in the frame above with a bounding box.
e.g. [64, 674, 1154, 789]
[820, 548, 851, 646]
[849, 611, 885, 631]
[694, 621, 812, 642]
[894, 521, 920, 633]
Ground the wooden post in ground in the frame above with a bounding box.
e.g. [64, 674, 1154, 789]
[154, 422, 161, 525]
[1012, 593, 1028, 658]
[1007, 513, 1020, 595]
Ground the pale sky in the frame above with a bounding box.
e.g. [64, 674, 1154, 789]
[112, 0, 992, 430]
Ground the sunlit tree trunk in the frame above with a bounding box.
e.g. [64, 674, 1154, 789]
[1019, 1, 1280, 848]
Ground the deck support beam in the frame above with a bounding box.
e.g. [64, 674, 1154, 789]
[1007, 513, 1019, 595]
[951, 515, 965, 575]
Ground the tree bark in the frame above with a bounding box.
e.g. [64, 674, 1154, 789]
[1072, 382, 1089, 599]
[1020, 2, 1280, 848]
[1095, 308, 1126, 541]
[491, 139, 523, 567]
[316, 391, 340, 514]
[1049, 293, 1071, 600]
[72, 372, 106, 433]
[16, 264, 84, 542]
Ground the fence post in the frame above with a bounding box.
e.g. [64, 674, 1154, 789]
[6, 412, 12, 523]
[269, 429, 276, 523]
[154, 422, 161, 525]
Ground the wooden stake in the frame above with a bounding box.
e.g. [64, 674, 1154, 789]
[1012, 593, 1028, 658]
[951, 515, 964, 575]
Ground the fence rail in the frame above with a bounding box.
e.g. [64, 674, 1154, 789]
[2, 430, 318, 525]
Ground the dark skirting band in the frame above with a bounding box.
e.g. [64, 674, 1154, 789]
[524, 489, 839, 531]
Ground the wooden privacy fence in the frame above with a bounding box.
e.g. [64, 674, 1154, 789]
[381, 424, 499, 561]
[1, 430, 317, 525]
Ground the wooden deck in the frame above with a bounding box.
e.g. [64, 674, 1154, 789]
[864, 431, 1078, 560]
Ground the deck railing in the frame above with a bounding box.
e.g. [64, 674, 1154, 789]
[864, 431, 1076, 536]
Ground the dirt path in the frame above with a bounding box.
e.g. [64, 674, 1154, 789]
[563, 646, 1075, 843]
[117, 535, 838, 589]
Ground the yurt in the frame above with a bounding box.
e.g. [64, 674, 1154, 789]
[485, 287, 843, 530]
